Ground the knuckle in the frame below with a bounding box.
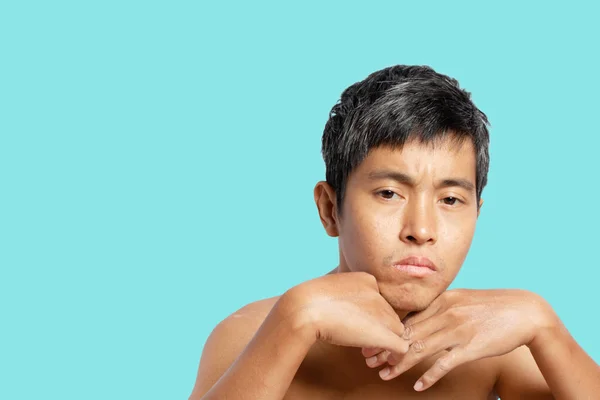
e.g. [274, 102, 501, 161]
[436, 358, 452, 372]
[456, 324, 474, 340]
[436, 353, 456, 372]
[446, 307, 462, 320]
[403, 325, 413, 340]
[411, 340, 426, 353]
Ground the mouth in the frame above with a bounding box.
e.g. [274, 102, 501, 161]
[391, 256, 437, 277]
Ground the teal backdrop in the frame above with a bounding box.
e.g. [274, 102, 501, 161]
[2, 1, 599, 399]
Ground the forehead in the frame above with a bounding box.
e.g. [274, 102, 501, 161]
[349, 137, 477, 186]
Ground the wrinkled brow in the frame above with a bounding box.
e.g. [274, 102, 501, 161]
[367, 169, 475, 192]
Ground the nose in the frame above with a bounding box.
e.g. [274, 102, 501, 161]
[400, 196, 437, 245]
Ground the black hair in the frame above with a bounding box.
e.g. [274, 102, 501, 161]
[321, 65, 490, 217]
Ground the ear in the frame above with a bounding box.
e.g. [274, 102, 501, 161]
[477, 198, 484, 218]
[313, 181, 340, 237]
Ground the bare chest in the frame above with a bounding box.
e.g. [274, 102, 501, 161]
[285, 381, 498, 400]
[284, 344, 499, 400]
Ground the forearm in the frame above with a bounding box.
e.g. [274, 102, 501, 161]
[528, 318, 600, 399]
[200, 300, 316, 400]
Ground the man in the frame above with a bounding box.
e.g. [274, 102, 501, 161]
[189, 65, 600, 399]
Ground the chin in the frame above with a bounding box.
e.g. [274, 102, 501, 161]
[380, 284, 436, 313]
[388, 297, 431, 313]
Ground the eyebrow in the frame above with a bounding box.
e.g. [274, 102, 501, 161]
[366, 169, 476, 193]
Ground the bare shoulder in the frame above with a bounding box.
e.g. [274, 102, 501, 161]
[209, 295, 281, 343]
[189, 296, 281, 399]
[228, 295, 281, 326]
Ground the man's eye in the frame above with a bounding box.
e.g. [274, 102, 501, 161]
[378, 190, 398, 200]
[442, 197, 460, 205]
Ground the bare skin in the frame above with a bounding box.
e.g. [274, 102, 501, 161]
[190, 137, 600, 399]
[190, 280, 550, 399]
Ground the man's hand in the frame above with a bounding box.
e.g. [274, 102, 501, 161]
[362, 288, 556, 391]
[280, 271, 410, 357]
[193, 271, 411, 400]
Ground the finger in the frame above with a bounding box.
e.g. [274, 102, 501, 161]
[388, 314, 446, 365]
[386, 313, 406, 338]
[401, 313, 448, 344]
[365, 350, 390, 368]
[413, 348, 469, 391]
[369, 322, 410, 356]
[379, 327, 457, 381]
[384, 315, 409, 358]
[362, 315, 406, 362]
[361, 347, 384, 358]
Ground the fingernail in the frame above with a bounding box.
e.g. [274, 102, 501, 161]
[366, 356, 378, 366]
[414, 380, 423, 391]
[379, 367, 390, 379]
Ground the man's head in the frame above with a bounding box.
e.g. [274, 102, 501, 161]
[314, 65, 490, 313]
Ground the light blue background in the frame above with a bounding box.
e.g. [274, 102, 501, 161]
[1, 1, 599, 399]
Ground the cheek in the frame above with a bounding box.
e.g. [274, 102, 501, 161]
[340, 211, 390, 270]
[439, 217, 477, 263]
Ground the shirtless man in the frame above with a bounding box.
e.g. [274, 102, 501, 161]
[189, 65, 600, 399]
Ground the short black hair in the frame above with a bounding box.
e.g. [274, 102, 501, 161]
[321, 65, 490, 217]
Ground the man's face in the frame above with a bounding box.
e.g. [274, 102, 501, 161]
[335, 136, 481, 312]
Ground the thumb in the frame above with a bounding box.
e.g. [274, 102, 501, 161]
[370, 323, 410, 356]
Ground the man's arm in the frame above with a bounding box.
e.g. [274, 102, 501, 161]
[529, 318, 600, 399]
[189, 297, 316, 400]
[494, 345, 554, 399]
[496, 311, 600, 399]
[189, 272, 410, 400]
